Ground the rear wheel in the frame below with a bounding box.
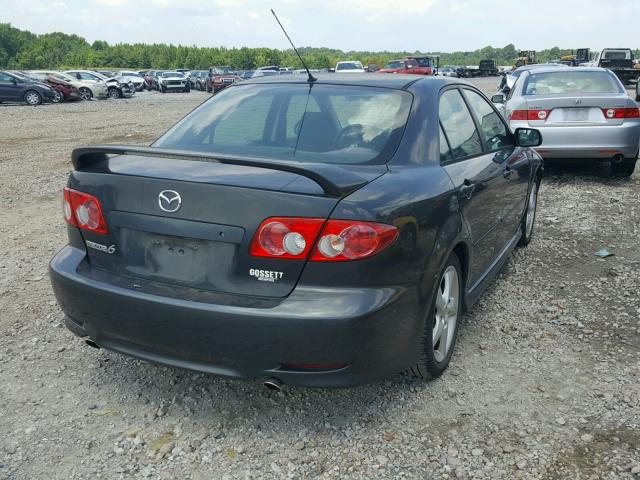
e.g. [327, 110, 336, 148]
[611, 158, 637, 177]
[24, 90, 42, 106]
[518, 179, 539, 246]
[79, 87, 92, 100]
[409, 252, 462, 380]
[51, 90, 64, 103]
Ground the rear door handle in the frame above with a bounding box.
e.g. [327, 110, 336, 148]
[458, 180, 475, 199]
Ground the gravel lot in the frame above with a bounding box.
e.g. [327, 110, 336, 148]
[1, 79, 639, 480]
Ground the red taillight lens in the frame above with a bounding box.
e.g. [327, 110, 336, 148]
[63, 187, 108, 235]
[249, 217, 325, 259]
[249, 218, 398, 261]
[509, 110, 527, 121]
[602, 108, 640, 119]
[510, 110, 550, 121]
[310, 220, 398, 262]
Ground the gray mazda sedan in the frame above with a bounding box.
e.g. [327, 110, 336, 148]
[50, 74, 543, 388]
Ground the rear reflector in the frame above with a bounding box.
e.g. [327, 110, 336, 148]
[63, 187, 108, 235]
[602, 107, 640, 119]
[249, 218, 398, 261]
[510, 109, 550, 121]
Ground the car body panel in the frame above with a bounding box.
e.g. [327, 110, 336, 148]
[0, 70, 56, 103]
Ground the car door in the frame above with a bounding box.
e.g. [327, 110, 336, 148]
[0, 72, 21, 101]
[461, 88, 530, 246]
[439, 88, 506, 287]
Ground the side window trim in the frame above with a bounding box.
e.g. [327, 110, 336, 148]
[438, 85, 486, 165]
[461, 87, 515, 151]
[439, 120, 453, 165]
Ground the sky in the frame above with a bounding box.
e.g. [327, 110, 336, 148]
[3, 0, 639, 52]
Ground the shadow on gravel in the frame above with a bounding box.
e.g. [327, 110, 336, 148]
[89, 349, 436, 430]
[543, 159, 636, 180]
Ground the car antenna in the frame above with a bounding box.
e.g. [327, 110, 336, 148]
[270, 9, 317, 83]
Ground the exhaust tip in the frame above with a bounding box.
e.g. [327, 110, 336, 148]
[263, 377, 284, 392]
[85, 339, 100, 349]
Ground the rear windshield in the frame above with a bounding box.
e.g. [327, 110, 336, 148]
[336, 62, 362, 71]
[523, 71, 622, 95]
[155, 83, 413, 165]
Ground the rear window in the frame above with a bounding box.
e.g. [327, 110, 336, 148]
[336, 62, 362, 71]
[155, 83, 413, 165]
[523, 71, 622, 95]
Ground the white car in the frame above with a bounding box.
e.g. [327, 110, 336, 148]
[157, 71, 190, 93]
[65, 70, 135, 99]
[29, 70, 108, 100]
[335, 61, 365, 73]
[114, 71, 145, 91]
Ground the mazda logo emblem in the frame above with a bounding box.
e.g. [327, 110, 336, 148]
[158, 190, 182, 213]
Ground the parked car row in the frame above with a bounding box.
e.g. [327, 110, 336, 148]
[0, 69, 137, 105]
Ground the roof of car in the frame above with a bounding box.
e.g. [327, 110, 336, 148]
[519, 66, 612, 75]
[240, 73, 457, 90]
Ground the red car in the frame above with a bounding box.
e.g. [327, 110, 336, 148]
[26, 72, 82, 102]
[206, 67, 242, 93]
[377, 57, 436, 76]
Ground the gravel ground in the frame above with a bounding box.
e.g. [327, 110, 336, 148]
[1, 81, 639, 480]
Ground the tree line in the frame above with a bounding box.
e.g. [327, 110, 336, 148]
[2, 23, 639, 71]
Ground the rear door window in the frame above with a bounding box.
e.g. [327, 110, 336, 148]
[462, 89, 513, 152]
[439, 89, 484, 159]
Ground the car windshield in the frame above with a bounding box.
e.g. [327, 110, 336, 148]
[213, 67, 232, 74]
[154, 84, 413, 165]
[412, 58, 432, 67]
[523, 71, 622, 95]
[384, 61, 404, 69]
[122, 71, 142, 77]
[163, 72, 184, 78]
[337, 62, 362, 71]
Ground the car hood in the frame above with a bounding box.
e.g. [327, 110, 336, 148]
[161, 76, 185, 81]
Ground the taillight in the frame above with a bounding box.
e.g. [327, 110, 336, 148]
[249, 217, 325, 259]
[510, 109, 550, 121]
[63, 187, 108, 235]
[602, 107, 640, 119]
[310, 220, 398, 262]
[249, 218, 398, 261]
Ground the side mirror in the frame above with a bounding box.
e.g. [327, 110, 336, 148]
[515, 128, 542, 147]
[491, 93, 505, 104]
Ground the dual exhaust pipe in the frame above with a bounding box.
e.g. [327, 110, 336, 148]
[81, 338, 286, 391]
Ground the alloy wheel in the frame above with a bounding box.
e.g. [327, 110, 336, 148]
[52, 91, 63, 103]
[432, 265, 459, 362]
[79, 88, 92, 100]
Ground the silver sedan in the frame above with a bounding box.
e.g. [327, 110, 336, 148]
[492, 67, 640, 176]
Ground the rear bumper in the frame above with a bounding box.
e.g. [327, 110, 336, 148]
[49, 246, 422, 387]
[512, 121, 640, 159]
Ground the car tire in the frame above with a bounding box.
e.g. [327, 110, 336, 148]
[409, 252, 463, 380]
[184, 85, 190, 93]
[79, 87, 92, 101]
[518, 178, 539, 246]
[24, 90, 43, 106]
[611, 158, 637, 177]
[51, 90, 64, 103]
[161, 85, 166, 93]
[107, 87, 121, 99]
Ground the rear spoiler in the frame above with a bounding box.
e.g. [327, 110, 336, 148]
[72, 145, 372, 197]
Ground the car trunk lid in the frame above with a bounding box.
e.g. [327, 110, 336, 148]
[70, 146, 385, 298]
[526, 94, 630, 127]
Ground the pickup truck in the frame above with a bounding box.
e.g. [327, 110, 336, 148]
[455, 59, 499, 78]
[592, 48, 640, 85]
[378, 58, 435, 76]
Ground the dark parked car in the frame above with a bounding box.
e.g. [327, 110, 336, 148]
[50, 74, 543, 388]
[0, 70, 56, 105]
[23, 71, 82, 103]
